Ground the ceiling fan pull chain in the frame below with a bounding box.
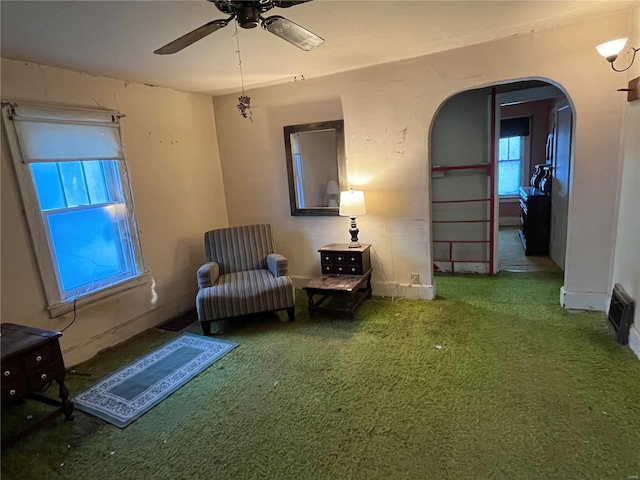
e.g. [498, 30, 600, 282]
[234, 21, 253, 122]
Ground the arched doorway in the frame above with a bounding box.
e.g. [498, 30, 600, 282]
[429, 79, 573, 277]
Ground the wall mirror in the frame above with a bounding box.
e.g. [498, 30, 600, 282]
[284, 120, 346, 216]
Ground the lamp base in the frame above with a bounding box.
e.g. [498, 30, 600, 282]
[348, 216, 360, 247]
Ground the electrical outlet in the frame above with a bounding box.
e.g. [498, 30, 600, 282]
[411, 273, 420, 285]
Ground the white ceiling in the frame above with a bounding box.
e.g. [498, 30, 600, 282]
[1, 1, 634, 96]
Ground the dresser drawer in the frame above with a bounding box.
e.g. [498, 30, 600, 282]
[24, 345, 54, 372]
[27, 364, 58, 391]
[2, 357, 25, 382]
[2, 375, 29, 400]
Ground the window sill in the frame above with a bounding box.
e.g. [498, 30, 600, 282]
[47, 272, 152, 318]
[499, 195, 520, 203]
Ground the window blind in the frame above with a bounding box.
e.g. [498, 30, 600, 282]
[500, 117, 530, 138]
[8, 104, 124, 163]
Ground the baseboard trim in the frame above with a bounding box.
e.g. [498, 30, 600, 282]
[628, 324, 640, 360]
[560, 286, 609, 311]
[291, 276, 435, 300]
[62, 295, 195, 367]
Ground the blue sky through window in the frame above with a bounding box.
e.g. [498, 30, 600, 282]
[30, 160, 133, 294]
[498, 136, 524, 196]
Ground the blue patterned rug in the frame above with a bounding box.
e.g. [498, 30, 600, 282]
[73, 333, 237, 428]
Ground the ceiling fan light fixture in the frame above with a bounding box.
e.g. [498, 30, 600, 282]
[237, 5, 260, 29]
[262, 15, 324, 51]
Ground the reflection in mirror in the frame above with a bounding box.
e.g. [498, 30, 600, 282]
[284, 120, 346, 216]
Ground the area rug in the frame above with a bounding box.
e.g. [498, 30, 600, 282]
[73, 333, 237, 428]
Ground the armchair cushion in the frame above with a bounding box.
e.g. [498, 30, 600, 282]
[196, 270, 294, 320]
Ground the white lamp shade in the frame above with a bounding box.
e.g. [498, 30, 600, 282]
[326, 179, 340, 195]
[596, 38, 627, 58]
[339, 190, 366, 216]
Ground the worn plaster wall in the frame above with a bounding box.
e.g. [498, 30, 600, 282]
[611, 3, 640, 359]
[1, 59, 229, 365]
[213, 11, 630, 305]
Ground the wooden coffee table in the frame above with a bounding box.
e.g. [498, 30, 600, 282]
[304, 268, 372, 319]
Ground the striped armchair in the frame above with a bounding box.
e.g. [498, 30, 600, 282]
[195, 224, 295, 335]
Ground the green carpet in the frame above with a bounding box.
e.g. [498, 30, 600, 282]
[2, 272, 639, 480]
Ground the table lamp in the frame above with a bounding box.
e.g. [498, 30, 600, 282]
[326, 180, 340, 207]
[339, 188, 366, 247]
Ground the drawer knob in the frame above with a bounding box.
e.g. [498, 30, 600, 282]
[9, 389, 16, 396]
[324, 256, 329, 261]
[338, 256, 343, 261]
[3, 370, 10, 377]
[351, 267, 356, 272]
[350, 257, 356, 261]
[325, 266, 330, 271]
[338, 267, 343, 272]
[36, 355, 42, 362]
[41, 373, 47, 380]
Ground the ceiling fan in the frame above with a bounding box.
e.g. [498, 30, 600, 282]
[154, 0, 324, 55]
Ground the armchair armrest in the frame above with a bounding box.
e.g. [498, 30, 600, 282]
[267, 254, 289, 277]
[197, 262, 220, 288]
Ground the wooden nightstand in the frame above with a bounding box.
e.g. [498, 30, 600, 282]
[304, 243, 372, 319]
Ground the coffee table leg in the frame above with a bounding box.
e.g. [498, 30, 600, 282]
[347, 293, 355, 320]
[306, 290, 316, 318]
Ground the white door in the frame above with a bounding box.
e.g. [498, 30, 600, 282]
[549, 104, 571, 269]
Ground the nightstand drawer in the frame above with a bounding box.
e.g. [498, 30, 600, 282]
[321, 252, 347, 265]
[323, 264, 354, 274]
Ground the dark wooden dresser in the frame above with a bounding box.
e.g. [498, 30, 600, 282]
[518, 186, 551, 255]
[304, 243, 372, 319]
[1, 323, 74, 449]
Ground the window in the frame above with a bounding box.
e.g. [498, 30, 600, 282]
[498, 116, 530, 197]
[2, 103, 146, 316]
[498, 136, 525, 196]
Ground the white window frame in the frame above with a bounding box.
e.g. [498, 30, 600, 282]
[2, 102, 148, 317]
[498, 134, 530, 199]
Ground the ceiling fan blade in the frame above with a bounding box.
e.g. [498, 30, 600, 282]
[154, 19, 230, 55]
[262, 15, 324, 51]
[272, 0, 314, 8]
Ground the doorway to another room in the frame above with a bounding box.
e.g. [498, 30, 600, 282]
[430, 79, 572, 276]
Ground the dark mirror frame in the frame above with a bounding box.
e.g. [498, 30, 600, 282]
[284, 120, 346, 216]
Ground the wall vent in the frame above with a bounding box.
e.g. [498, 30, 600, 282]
[607, 284, 635, 345]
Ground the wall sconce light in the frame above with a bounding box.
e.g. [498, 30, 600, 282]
[596, 38, 640, 102]
[596, 38, 639, 72]
[339, 188, 366, 248]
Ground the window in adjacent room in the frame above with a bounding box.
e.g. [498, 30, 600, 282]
[498, 116, 530, 197]
[2, 103, 147, 316]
